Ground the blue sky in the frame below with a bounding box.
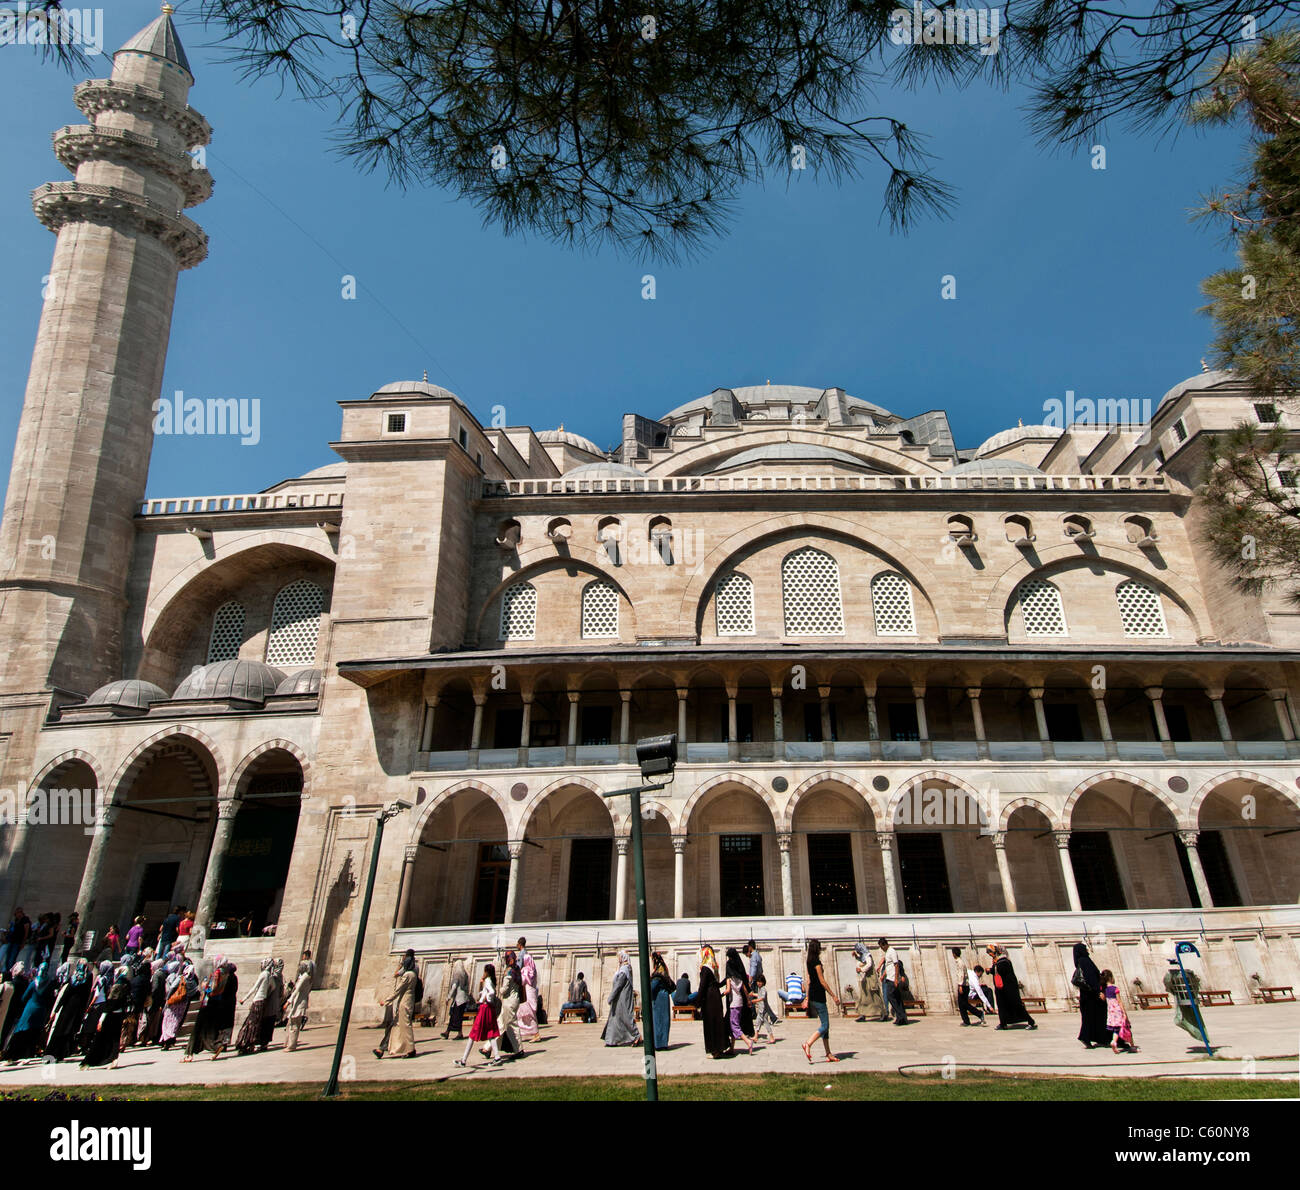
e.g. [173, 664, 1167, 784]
[0, 0, 1247, 500]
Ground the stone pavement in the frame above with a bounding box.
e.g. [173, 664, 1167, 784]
[1, 1003, 1296, 1091]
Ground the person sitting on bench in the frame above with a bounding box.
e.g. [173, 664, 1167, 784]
[562, 972, 596, 1022]
[777, 970, 804, 1005]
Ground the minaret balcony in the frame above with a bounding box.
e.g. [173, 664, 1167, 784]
[73, 78, 211, 149]
[53, 125, 213, 207]
[32, 181, 208, 269]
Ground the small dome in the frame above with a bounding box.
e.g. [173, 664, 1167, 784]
[1156, 368, 1237, 409]
[370, 380, 460, 402]
[173, 660, 286, 704]
[275, 668, 322, 696]
[85, 679, 167, 711]
[536, 428, 603, 455]
[973, 424, 1064, 458]
[947, 458, 1045, 476]
[563, 461, 646, 480]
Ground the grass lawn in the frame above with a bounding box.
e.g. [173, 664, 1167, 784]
[7, 1073, 1295, 1102]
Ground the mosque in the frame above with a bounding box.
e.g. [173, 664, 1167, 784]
[1, 8, 1298, 1020]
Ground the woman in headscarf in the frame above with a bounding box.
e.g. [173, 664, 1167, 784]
[81, 973, 130, 1068]
[440, 955, 471, 1041]
[649, 951, 674, 1051]
[235, 957, 277, 1054]
[986, 946, 1037, 1031]
[158, 958, 195, 1051]
[516, 942, 540, 1041]
[852, 941, 884, 1021]
[376, 950, 418, 1059]
[600, 950, 640, 1047]
[184, 959, 237, 1060]
[2, 960, 57, 1062]
[284, 951, 315, 1052]
[2, 961, 30, 1044]
[1072, 941, 1109, 1049]
[0, 968, 17, 1048]
[45, 959, 93, 1061]
[136, 958, 167, 1047]
[76, 960, 114, 1053]
[120, 955, 150, 1050]
[257, 958, 284, 1050]
[724, 947, 756, 1055]
[455, 962, 501, 1066]
[697, 946, 729, 1058]
[492, 949, 523, 1057]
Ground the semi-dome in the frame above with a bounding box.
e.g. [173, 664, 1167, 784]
[704, 443, 878, 472]
[537, 427, 603, 455]
[973, 424, 1064, 458]
[173, 660, 286, 704]
[275, 668, 323, 696]
[84, 679, 167, 711]
[563, 461, 646, 480]
[947, 458, 1044, 476]
[370, 380, 461, 402]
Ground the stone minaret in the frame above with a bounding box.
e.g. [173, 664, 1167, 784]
[0, 6, 211, 705]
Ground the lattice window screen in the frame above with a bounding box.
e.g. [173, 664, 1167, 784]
[1115, 579, 1168, 637]
[1018, 578, 1067, 636]
[207, 600, 245, 663]
[266, 580, 325, 667]
[782, 546, 844, 635]
[871, 571, 915, 636]
[581, 580, 619, 638]
[499, 582, 537, 640]
[715, 572, 755, 636]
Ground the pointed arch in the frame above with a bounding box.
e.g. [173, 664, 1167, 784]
[518, 776, 614, 839]
[782, 771, 882, 831]
[1063, 771, 1183, 827]
[681, 772, 778, 831]
[1189, 770, 1300, 826]
[106, 725, 225, 806]
[409, 779, 508, 841]
[999, 796, 1062, 833]
[28, 749, 105, 795]
[225, 738, 313, 801]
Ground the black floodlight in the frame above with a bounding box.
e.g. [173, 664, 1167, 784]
[635, 733, 677, 779]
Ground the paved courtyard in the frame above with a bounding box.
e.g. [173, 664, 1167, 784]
[1, 1002, 1295, 1090]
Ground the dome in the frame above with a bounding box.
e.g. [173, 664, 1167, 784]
[562, 461, 646, 480]
[947, 458, 1045, 476]
[704, 443, 878, 472]
[1156, 368, 1237, 409]
[116, 10, 192, 76]
[275, 668, 323, 696]
[84, 679, 167, 711]
[973, 424, 1064, 458]
[660, 384, 893, 424]
[536, 428, 603, 455]
[370, 380, 461, 402]
[173, 660, 287, 704]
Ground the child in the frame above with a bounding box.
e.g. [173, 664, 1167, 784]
[1100, 969, 1138, 1053]
[456, 962, 502, 1067]
[751, 973, 779, 1042]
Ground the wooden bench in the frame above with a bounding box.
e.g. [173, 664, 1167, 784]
[903, 998, 927, 1016]
[1255, 985, 1296, 1003]
[840, 987, 857, 1018]
[559, 1006, 590, 1023]
[671, 1003, 696, 1022]
[1022, 996, 1046, 1015]
[1135, 992, 1170, 1010]
[1198, 989, 1233, 1007]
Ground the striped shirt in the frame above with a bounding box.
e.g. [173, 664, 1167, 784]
[785, 972, 804, 1000]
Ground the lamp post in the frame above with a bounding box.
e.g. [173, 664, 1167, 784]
[323, 797, 411, 1098]
[601, 733, 677, 1102]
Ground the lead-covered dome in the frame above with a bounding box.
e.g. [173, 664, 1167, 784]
[370, 380, 461, 402]
[174, 660, 286, 704]
[85, 679, 167, 711]
[275, 668, 322, 696]
[537, 427, 602, 455]
[563, 461, 646, 480]
[948, 458, 1044, 476]
[973, 424, 1063, 458]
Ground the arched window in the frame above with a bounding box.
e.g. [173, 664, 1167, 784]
[871, 572, 916, 636]
[715, 571, 755, 636]
[207, 600, 245, 663]
[782, 546, 844, 635]
[1115, 579, 1168, 637]
[499, 582, 537, 640]
[581, 580, 620, 638]
[266, 580, 326, 667]
[1018, 577, 1067, 637]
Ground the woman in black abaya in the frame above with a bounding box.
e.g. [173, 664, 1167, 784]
[697, 946, 729, 1058]
[987, 946, 1037, 1031]
[81, 976, 130, 1068]
[1072, 941, 1110, 1048]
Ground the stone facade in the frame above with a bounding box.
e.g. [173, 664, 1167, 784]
[2, 13, 1299, 1022]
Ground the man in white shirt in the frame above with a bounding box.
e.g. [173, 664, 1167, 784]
[879, 936, 908, 1025]
[951, 946, 991, 1025]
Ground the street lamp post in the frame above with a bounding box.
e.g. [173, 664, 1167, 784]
[602, 733, 677, 1102]
[323, 797, 411, 1098]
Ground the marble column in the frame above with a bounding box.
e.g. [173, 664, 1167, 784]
[819, 685, 833, 743]
[967, 687, 988, 759]
[1091, 688, 1117, 758]
[193, 799, 242, 945]
[1053, 830, 1082, 912]
[395, 843, 419, 927]
[72, 802, 121, 933]
[614, 837, 629, 920]
[672, 834, 686, 918]
[419, 698, 438, 751]
[771, 689, 784, 744]
[1269, 690, 1296, 740]
[1146, 686, 1171, 740]
[992, 831, 1017, 912]
[520, 693, 534, 748]
[912, 686, 929, 749]
[503, 840, 524, 924]
[878, 833, 901, 915]
[1207, 687, 1232, 741]
[676, 687, 688, 744]
[1178, 830, 1214, 908]
[1029, 686, 1051, 756]
[619, 689, 631, 745]
[865, 684, 880, 760]
[777, 831, 794, 916]
[470, 693, 486, 749]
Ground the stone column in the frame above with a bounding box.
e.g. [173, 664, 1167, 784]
[395, 844, 419, 928]
[503, 840, 524, 924]
[770, 689, 784, 744]
[567, 691, 580, 746]
[193, 799, 242, 944]
[1146, 686, 1171, 740]
[672, 834, 686, 918]
[878, 833, 901, 915]
[520, 693, 534, 748]
[912, 685, 930, 757]
[619, 689, 631, 745]
[1207, 687, 1232, 741]
[777, 831, 795, 916]
[614, 837, 629, 920]
[1178, 830, 1214, 908]
[967, 687, 988, 759]
[1091, 688, 1117, 758]
[1269, 690, 1296, 740]
[726, 687, 738, 742]
[992, 831, 1017, 912]
[470, 693, 486, 749]
[676, 687, 688, 744]
[419, 698, 438, 751]
[1029, 686, 1052, 757]
[72, 802, 120, 932]
[818, 685, 833, 743]
[865, 682, 881, 760]
[1053, 830, 1082, 912]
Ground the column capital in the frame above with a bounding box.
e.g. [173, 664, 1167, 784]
[991, 831, 1008, 850]
[216, 799, 240, 822]
[1177, 829, 1200, 849]
[567, 690, 581, 703]
[817, 684, 831, 699]
[776, 831, 792, 851]
[520, 690, 535, 705]
[1268, 688, 1290, 701]
[1028, 686, 1045, 700]
[1052, 829, 1072, 850]
[403, 844, 419, 863]
[877, 831, 895, 852]
[1144, 685, 1164, 700]
[508, 840, 525, 860]
[1204, 686, 1225, 701]
[472, 691, 488, 706]
[672, 834, 687, 855]
[615, 837, 630, 856]
[1090, 687, 1108, 701]
[965, 686, 982, 700]
[911, 684, 926, 698]
[675, 687, 689, 700]
[619, 688, 632, 702]
[770, 686, 783, 699]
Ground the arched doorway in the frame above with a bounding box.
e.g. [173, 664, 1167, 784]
[1003, 803, 1067, 911]
[685, 783, 778, 917]
[790, 783, 876, 915]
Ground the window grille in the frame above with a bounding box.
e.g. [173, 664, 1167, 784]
[715, 572, 755, 636]
[266, 580, 325, 667]
[582, 580, 619, 638]
[207, 600, 244, 663]
[1115, 579, 1168, 637]
[871, 571, 916, 636]
[499, 582, 537, 640]
[782, 546, 844, 635]
[1018, 577, 1067, 637]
